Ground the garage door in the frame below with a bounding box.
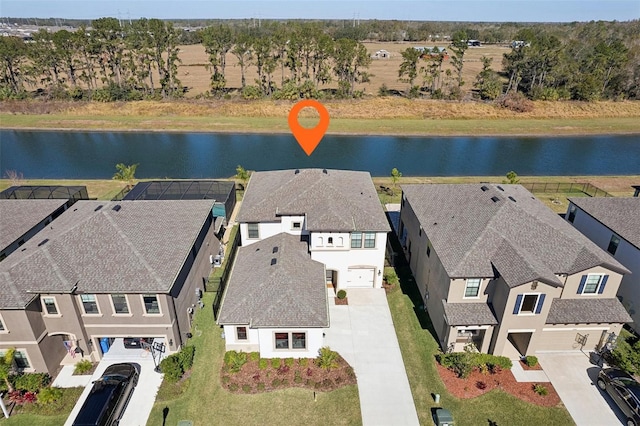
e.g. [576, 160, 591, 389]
[347, 267, 375, 287]
[538, 329, 607, 352]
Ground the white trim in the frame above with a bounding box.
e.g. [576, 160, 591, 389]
[109, 294, 132, 316]
[506, 329, 537, 333]
[463, 278, 481, 299]
[41, 295, 62, 317]
[516, 293, 541, 315]
[0, 313, 7, 334]
[84, 323, 172, 328]
[79, 294, 101, 316]
[273, 331, 307, 351]
[141, 294, 162, 316]
[542, 327, 610, 332]
[457, 325, 490, 330]
[581, 273, 605, 295]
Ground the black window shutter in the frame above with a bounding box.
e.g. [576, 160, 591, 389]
[535, 294, 546, 314]
[598, 275, 609, 294]
[577, 275, 587, 294]
[513, 294, 523, 314]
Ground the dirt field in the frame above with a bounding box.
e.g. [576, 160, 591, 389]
[176, 42, 509, 96]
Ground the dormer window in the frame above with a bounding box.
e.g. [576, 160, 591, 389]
[292, 222, 302, 230]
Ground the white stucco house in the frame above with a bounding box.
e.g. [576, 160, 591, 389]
[566, 197, 640, 333]
[217, 168, 390, 357]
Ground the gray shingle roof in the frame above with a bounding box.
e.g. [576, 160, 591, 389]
[0, 199, 67, 250]
[546, 298, 632, 324]
[569, 197, 640, 249]
[237, 169, 390, 232]
[442, 301, 498, 326]
[0, 200, 215, 309]
[217, 233, 328, 328]
[401, 184, 630, 287]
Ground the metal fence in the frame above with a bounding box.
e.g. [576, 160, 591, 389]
[521, 182, 612, 197]
[212, 229, 240, 318]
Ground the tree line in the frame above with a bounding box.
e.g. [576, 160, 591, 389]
[0, 19, 638, 101]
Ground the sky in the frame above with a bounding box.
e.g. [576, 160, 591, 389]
[1, 0, 639, 23]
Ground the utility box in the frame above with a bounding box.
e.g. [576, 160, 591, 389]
[434, 408, 454, 426]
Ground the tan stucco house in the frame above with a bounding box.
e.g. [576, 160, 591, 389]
[399, 183, 631, 358]
[0, 199, 220, 374]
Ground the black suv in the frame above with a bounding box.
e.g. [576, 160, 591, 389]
[72, 363, 139, 426]
[597, 367, 640, 426]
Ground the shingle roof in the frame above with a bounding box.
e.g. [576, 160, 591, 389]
[217, 233, 328, 328]
[237, 169, 390, 232]
[0, 200, 215, 309]
[401, 184, 630, 287]
[569, 197, 640, 249]
[0, 199, 67, 250]
[442, 301, 498, 326]
[546, 298, 632, 324]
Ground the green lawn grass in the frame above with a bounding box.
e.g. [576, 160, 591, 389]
[2, 114, 639, 135]
[386, 264, 574, 425]
[146, 291, 362, 426]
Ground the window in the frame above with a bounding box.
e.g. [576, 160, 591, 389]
[143, 295, 161, 314]
[247, 223, 259, 239]
[14, 350, 30, 369]
[579, 274, 608, 295]
[236, 326, 247, 340]
[80, 294, 100, 315]
[0, 315, 5, 332]
[292, 332, 306, 349]
[275, 332, 289, 349]
[607, 235, 620, 255]
[111, 294, 129, 314]
[426, 242, 431, 257]
[42, 297, 59, 315]
[274, 332, 307, 350]
[351, 232, 362, 248]
[364, 232, 376, 248]
[328, 237, 334, 245]
[513, 293, 545, 315]
[464, 279, 481, 298]
[292, 222, 301, 230]
[567, 205, 577, 223]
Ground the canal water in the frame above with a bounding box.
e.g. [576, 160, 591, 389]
[1, 130, 638, 178]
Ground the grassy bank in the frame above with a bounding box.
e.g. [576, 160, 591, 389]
[1, 99, 639, 135]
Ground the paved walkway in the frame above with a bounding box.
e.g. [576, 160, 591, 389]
[510, 359, 549, 382]
[324, 288, 419, 426]
[537, 352, 622, 426]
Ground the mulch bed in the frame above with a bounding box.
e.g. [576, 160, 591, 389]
[221, 355, 356, 394]
[519, 360, 543, 371]
[436, 362, 561, 407]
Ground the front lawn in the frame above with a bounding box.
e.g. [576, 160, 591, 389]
[386, 264, 574, 425]
[146, 292, 362, 426]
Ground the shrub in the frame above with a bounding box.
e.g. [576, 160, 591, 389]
[249, 352, 260, 362]
[336, 290, 347, 300]
[322, 378, 333, 388]
[221, 376, 230, 384]
[476, 381, 487, 390]
[524, 355, 538, 367]
[73, 359, 94, 375]
[498, 91, 534, 113]
[271, 358, 281, 369]
[316, 347, 339, 370]
[257, 382, 265, 391]
[609, 330, 640, 375]
[241, 85, 263, 100]
[271, 378, 281, 387]
[294, 371, 303, 384]
[378, 83, 391, 97]
[8, 390, 37, 405]
[242, 384, 251, 393]
[224, 351, 247, 373]
[277, 365, 290, 375]
[159, 355, 183, 383]
[298, 358, 309, 367]
[228, 383, 239, 392]
[12, 373, 51, 392]
[178, 345, 196, 370]
[383, 268, 399, 286]
[284, 357, 294, 367]
[37, 386, 64, 405]
[533, 384, 548, 396]
[258, 359, 268, 370]
[252, 373, 260, 381]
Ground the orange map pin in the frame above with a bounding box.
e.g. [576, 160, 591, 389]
[288, 99, 330, 156]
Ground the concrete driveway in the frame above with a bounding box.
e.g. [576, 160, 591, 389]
[63, 338, 165, 426]
[324, 288, 419, 426]
[537, 352, 624, 426]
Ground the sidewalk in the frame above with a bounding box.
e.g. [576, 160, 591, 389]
[324, 288, 419, 426]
